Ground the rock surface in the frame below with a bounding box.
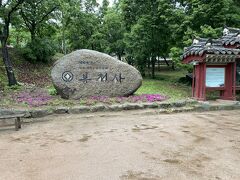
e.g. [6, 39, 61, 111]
[51, 49, 142, 99]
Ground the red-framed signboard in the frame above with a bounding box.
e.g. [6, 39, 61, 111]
[206, 67, 225, 88]
[192, 63, 236, 101]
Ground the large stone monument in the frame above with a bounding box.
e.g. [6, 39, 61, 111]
[51, 49, 142, 99]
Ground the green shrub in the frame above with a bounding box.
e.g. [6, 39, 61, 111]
[170, 47, 193, 73]
[4, 84, 22, 93]
[48, 86, 58, 96]
[22, 37, 57, 63]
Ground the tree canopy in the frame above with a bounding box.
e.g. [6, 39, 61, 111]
[1, 0, 240, 84]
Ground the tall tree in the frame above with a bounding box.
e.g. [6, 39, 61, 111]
[122, 0, 174, 78]
[99, 0, 109, 18]
[55, 0, 82, 54]
[169, 0, 240, 69]
[62, 0, 102, 51]
[20, 0, 57, 42]
[67, 11, 100, 50]
[0, 0, 25, 86]
[102, 9, 125, 60]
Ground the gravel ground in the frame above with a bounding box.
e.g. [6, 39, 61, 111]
[0, 110, 240, 180]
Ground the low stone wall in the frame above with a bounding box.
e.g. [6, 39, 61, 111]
[0, 100, 240, 119]
[0, 100, 195, 118]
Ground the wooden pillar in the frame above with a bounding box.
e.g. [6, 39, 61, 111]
[14, 117, 21, 131]
[192, 65, 195, 97]
[193, 63, 206, 101]
[233, 62, 237, 99]
[221, 63, 235, 100]
[17, 117, 21, 129]
[202, 63, 207, 100]
[194, 64, 200, 100]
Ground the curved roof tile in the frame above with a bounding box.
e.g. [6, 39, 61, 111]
[182, 27, 240, 62]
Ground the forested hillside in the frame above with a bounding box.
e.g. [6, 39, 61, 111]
[1, 0, 240, 86]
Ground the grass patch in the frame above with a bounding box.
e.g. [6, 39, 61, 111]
[0, 57, 8, 89]
[136, 70, 191, 101]
[136, 79, 190, 101]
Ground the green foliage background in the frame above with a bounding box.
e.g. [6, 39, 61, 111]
[2, 0, 240, 76]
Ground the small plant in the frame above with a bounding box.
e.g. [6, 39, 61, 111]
[5, 84, 22, 92]
[48, 86, 58, 96]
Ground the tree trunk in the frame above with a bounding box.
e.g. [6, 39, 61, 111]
[1, 40, 17, 86]
[151, 57, 156, 79]
[62, 28, 67, 55]
[172, 61, 175, 70]
[30, 27, 36, 42]
[117, 54, 121, 61]
[147, 60, 150, 69]
[62, 14, 67, 55]
[0, 0, 24, 86]
[163, 57, 170, 66]
[140, 65, 145, 77]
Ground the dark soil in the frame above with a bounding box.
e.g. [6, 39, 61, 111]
[0, 48, 54, 88]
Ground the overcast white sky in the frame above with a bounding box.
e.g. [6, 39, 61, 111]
[1, 0, 115, 8]
[0, 0, 115, 7]
[97, 0, 114, 6]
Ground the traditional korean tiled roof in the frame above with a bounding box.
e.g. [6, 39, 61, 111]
[182, 27, 240, 63]
[221, 27, 240, 47]
[205, 54, 237, 63]
[182, 38, 240, 59]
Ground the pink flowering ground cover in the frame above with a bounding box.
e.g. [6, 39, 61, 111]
[13, 91, 53, 107]
[10, 89, 167, 107]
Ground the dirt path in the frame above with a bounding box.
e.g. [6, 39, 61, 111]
[0, 110, 240, 180]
